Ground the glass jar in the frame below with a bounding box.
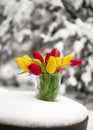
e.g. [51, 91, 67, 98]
[35, 73, 61, 101]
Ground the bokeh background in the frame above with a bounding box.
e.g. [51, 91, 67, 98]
[0, 0, 93, 129]
[0, 0, 93, 94]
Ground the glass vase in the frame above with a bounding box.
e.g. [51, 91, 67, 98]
[35, 73, 61, 101]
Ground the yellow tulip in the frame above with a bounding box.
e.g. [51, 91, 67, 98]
[14, 57, 32, 71]
[62, 55, 74, 68]
[46, 56, 56, 74]
[23, 55, 32, 61]
[56, 57, 62, 68]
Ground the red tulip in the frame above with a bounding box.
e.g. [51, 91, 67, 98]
[45, 52, 51, 64]
[51, 48, 60, 57]
[28, 63, 42, 75]
[32, 51, 44, 63]
[70, 59, 82, 66]
[56, 66, 62, 73]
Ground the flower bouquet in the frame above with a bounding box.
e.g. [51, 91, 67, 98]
[14, 48, 82, 101]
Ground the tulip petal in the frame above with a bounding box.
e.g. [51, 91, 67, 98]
[56, 57, 62, 68]
[45, 52, 51, 64]
[33, 59, 46, 73]
[70, 59, 82, 66]
[32, 51, 44, 63]
[14, 57, 32, 71]
[28, 63, 42, 75]
[62, 55, 74, 68]
[56, 66, 62, 73]
[51, 48, 60, 57]
[14, 58, 28, 71]
[46, 56, 56, 74]
[23, 55, 32, 61]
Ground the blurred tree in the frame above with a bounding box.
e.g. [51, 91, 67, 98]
[62, 0, 93, 20]
[0, 0, 93, 95]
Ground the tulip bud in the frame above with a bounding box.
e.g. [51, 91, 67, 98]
[32, 51, 44, 63]
[56, 57, 62, 68]
[46, 56, 56, 74]
[62, 55, 74, 68]
[70, 59, 82, 66]
[33, 59, 46, 73]
[45, 52, 51, 64]
[14, 57, 32, 71]
[51, 48, 60, 57]
[56, 66, 62, 73]
[28, 63, 42, 75]
[23, 55, 32, 62]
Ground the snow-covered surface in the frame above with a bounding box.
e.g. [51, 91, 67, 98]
[88, 111, 93, 130]
[0, 91, 88, 127]
[0, 87, 9, 92]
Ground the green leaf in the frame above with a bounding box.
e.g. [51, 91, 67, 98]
[42, 50, 46, 57]
[18, 71, 28, 75]
[28, 73, 31, 76]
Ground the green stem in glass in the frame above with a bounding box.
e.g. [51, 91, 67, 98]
[36, 73, 61, 101]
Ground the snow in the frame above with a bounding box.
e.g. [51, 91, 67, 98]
[70, 0, 83, 10]
[68, 76, 77, 86]
[73, 38, 86, 53]
[81, 71, 92, 86]
[54, 41, 64, 55]
[0, 87, 8, 92]
[81, 65, 92, 87]
[76, 19, 93, 43]
[88, 111, 93, 130]
[50, 0, 63, 7]
[0, 91, 88, 127]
